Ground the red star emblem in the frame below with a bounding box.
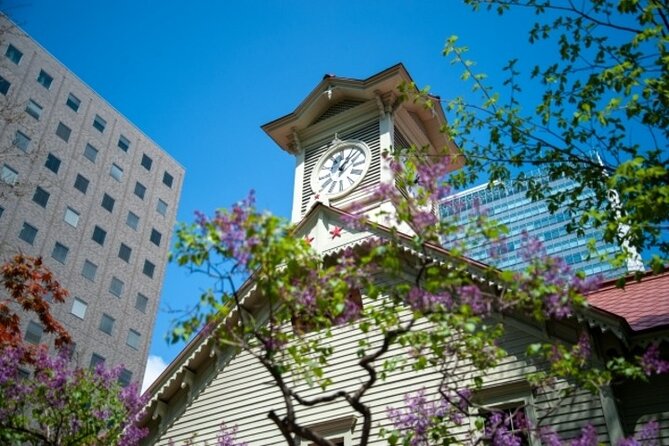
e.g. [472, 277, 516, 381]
[329, 226, 343, 239]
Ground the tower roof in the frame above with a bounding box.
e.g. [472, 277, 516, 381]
[261, 63, 459, 163]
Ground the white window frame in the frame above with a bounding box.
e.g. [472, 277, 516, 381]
[1, 164, 18, 185]
[71, 297, 87, 319]
[25, 99, 42, 119]
[64, 207, 80, 227]
[297, 416, 356, 446]
[110, 163, 123, 182]
[470, 381, 539, 446]
[126, 329, 141, 350]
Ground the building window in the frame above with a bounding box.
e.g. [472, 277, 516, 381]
[56, 122, 71, 142]
[101, 193, 115, 212]
[99, 314, 115, 335]
[118, 135, 130, 152]
[82, 260, 98, 282]
[481, 404, 531, 445]
[84, 143, 98, 162]
[64, 207, 79, 227]
[13, 130, 30, 152]
[71, 298, 87, 319]
[1, 164, 18, 185]
[18, 222, 38, 245]
[126, 329, 140, 350]
[118, 368, 133, 387]
[118, 243, 132, 262]
[143, 260, 155, 278]
[0, 75, 10, 95]
[109, 276, 124, 298]
[90, 353, 105, 369]
[156, 199, 168, 216]
[45, 153, 61, 174]
[141, 154, 153, 171]
[126, 211, 139, 230]
[150, 229, 162, 247]
[92, 114, 106, 132]
[135, 293, 148, 313]
[51, 242, 69, 264]
[92, 225, 107, 246]
[25, 99, 43, 120]
[24, 321, 43, 344]
[5, 44, 23, 64]
[163, 171, 174, 188]
[110, 163, 123, 182]
[66, 93, 80, 112]
[74, 174, 89, 194]
[134, 181, 146, 199]
[36, 70, 53, 89]
[32, 186, 50, 208]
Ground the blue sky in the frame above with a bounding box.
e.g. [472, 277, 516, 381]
[6, 0, 546, 386]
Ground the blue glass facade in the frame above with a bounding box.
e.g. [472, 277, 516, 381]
[440, 176, 627, 279]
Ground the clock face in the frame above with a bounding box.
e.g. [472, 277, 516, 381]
[311, 141, 371, 198]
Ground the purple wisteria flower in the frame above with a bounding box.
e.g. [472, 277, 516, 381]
[216, 422, 248, 446]
[640, 344, 669, 376]
[406, 287, 453, 312]
[570, 424, 599, 446]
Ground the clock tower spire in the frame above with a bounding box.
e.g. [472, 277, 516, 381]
[261, 64, 462, 225]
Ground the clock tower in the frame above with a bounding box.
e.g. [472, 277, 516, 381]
[262, 64, 462, 226]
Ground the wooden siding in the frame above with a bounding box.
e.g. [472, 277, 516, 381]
[614, 373, 669, 443]
[312, 100, 366, 125]
[153, 305, 611, 445]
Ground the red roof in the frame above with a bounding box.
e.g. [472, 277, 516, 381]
[588, 272, 669, 332]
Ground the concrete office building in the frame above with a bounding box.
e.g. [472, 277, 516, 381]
[440, 174, 631, 279]
[0, 15, 184, 385]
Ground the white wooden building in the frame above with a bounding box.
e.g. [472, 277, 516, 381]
[139, 65, 668, 445]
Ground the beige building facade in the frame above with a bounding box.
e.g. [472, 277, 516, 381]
[0, 15, 184, 385]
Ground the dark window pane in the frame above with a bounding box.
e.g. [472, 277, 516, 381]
[143, 260, 155, 278]
[0, 75, 10, 95]
[93, 115, 106, 132]
[101, 193, 115, 212]
[163, 171, 173, 188]
[84, 143, 98, 162]
[56, 122, 71, 142]
[5, 44, 23, 64]
[51, 242, 69, 264]
[66, 93, 80, 112]
[32, 186, 50, 208]
[37, 70, 53, 89]
[18, 222, 37, 244]
[134, 182, 146, 199]
[118, 243, 132, 262]
[141, 154, 153, 171]
[92, 225, 107, 246]
[150, 229, 162, 246]
[74, 174, 89, 194]
[45, 153, 61, 174]
[118, 135, 130, 152]
[135, 293, 148, 313]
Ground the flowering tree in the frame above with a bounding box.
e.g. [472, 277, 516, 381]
[436, 0, 668, 272]
[172, 143, 667, 445]
[0, 255, 148, 445]
[0, 254, 71, 355]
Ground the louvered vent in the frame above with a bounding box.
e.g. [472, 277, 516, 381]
[394, 128, 411, 198]
[302, 120, 381, 214]
[312, 99, 366, 125]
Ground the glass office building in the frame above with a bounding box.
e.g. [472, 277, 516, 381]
[440, 175, 629, 279]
